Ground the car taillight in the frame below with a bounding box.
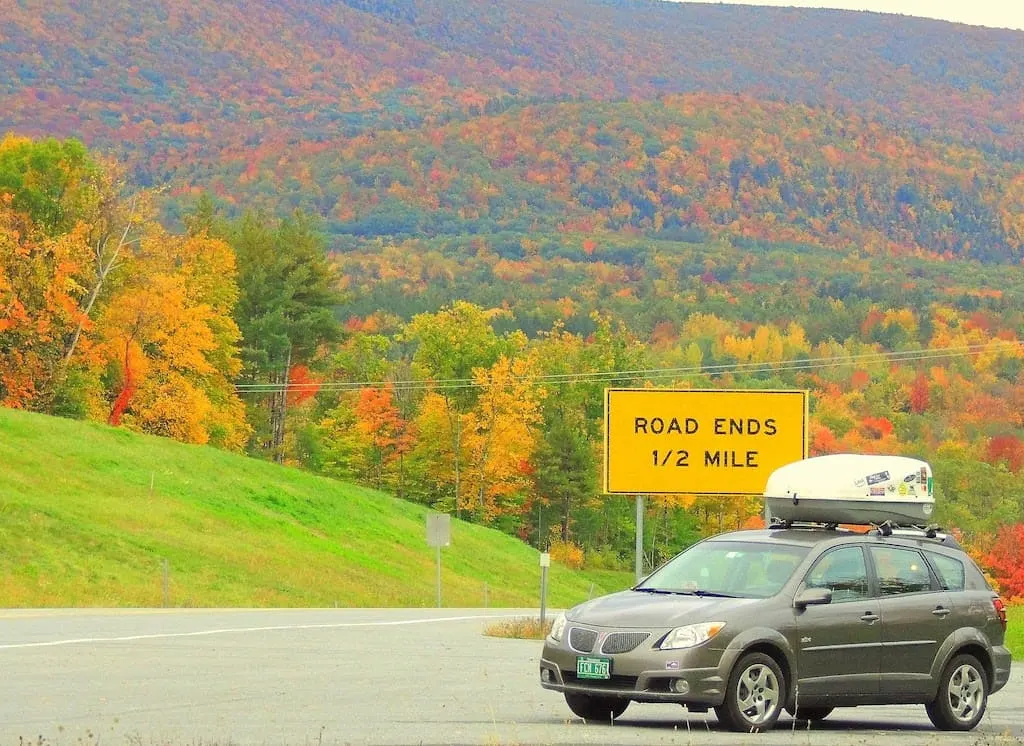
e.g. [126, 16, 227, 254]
[993, 597, 1008, 629]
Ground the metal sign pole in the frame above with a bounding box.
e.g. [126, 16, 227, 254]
[436, 545, 442, 608]
[426, 512, 451, 609]
[635, 494, 644, 583]
[539, 552, 550, 626]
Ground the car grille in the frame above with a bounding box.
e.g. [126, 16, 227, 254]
[600, 632, 650, 654]
[563, 672, 639, 690]
[568, 627, 598, 653]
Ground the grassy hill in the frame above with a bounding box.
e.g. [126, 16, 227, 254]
[1, 407, 1020, 659]
[0, 407, 631, 607]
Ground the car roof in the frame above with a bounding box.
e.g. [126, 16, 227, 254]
[707, 527, 963, 551]
[707, 528, 848, 546]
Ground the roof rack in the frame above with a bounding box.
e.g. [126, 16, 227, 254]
[767, 518, 841, 531]
[768, 517, 949, 541]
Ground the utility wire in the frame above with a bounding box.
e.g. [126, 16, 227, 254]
[233, 339, 1022, 395]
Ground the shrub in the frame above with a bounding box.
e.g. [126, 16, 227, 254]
[549, 539, 584, 569]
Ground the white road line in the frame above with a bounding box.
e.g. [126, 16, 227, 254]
[0, 613, 522, 650]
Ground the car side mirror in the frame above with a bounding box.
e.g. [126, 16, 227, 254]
[794, 587, 832, 609]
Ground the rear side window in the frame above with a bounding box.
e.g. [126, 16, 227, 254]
[927, 552, 966, 591]
[870, 546, 934, 595]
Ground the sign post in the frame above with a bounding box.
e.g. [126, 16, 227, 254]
[539, 552, 550, 627]
[635, 495, 644, 583]
[426, 513, 451, 608]
[604, 389, 808, 574]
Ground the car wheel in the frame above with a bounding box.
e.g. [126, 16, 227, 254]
[789, 705, 833, 722]
[925, 654, 988, 731]
[715, 652, 785, 732]
[563, 692, 629, 722]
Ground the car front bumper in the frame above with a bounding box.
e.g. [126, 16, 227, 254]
[539, 634, 734, 706]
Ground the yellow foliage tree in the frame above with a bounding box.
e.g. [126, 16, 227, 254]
[0, 198, 94, 408]
[97, 231, 249, 448]
[460, 355, 545, 522]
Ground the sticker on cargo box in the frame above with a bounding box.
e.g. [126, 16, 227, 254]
[866, 471, 890, 486]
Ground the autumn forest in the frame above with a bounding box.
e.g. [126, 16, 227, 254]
[1, 0, 1023, 596]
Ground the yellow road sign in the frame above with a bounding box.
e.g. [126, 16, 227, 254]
[604, 388, 808, 495]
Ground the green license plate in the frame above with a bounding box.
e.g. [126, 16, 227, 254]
[576, 656, 611, 680]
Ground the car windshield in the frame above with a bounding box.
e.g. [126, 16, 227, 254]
[636, 540, 811, 599]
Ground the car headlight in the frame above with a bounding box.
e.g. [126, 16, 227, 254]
[548, 613, 567, 642]
[659, 622, 726, 650]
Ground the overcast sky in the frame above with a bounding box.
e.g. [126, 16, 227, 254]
[673, 1, 1024, 30]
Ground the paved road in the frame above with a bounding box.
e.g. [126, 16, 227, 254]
[0, 609, 1020, 745]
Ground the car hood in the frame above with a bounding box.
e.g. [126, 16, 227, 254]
[567, 589, 761, 628]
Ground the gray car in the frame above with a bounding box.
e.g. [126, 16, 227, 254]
[539, 525, 1012, 732]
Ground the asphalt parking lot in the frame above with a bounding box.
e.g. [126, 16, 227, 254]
[0, 608, 1020, 745]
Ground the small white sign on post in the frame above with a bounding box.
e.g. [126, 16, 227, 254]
[426, 513, 451, 547]
[426, 513, 451, 608]
[539, 551, 551, 626]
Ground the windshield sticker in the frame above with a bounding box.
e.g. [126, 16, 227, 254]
[903, 473, 918, 483]
[870, 486, 885, 496]
[866, 471, 890, 485]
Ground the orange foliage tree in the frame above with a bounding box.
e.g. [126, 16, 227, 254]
[985, 435, 1024, 474]
[0, 199, 93, 408]
[354, 385, 416, 489]
[982, 524, 1024, 601]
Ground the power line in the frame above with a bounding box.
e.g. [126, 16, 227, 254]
[233, 339, 1022, 395]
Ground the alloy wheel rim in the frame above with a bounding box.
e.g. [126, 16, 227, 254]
[947, 664, 984, 723]
[736, 663, 780, 725]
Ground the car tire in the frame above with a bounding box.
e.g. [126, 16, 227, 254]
[925, 653, 988, 731]
[563, 692, 629, 722]
[788, 705, 833, 722]
[715, 652, 786, 732]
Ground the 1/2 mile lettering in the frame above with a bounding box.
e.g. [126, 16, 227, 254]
[651, 449, 759, 468]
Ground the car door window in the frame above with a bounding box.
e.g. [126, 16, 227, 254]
[803, 546, 869, 602]
[926, 551, 966, 592]
[870, 546, 934, 595]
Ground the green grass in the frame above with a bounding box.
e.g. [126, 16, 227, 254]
[0, 407, 633, 607]
[1007, 605, 1023, 660]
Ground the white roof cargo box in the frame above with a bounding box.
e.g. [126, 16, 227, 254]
[764, 454, 935, 526]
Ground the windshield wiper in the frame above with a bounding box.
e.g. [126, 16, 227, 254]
[690, 590, 738, 598]
[634, 587, 739, 598]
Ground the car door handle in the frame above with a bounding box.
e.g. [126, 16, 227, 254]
[860, 612, 880, 623]
[932, 607, 952, 618]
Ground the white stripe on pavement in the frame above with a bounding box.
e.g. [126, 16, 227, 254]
[0, 613, 523, 650]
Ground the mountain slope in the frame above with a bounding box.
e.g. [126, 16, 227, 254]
[1, 2, 1021, 175]
[2, 0, 1020, 153]
[275, 96, 1019, 260]
[1, 0, 1021, 258]
[0, 407, 629, 607]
